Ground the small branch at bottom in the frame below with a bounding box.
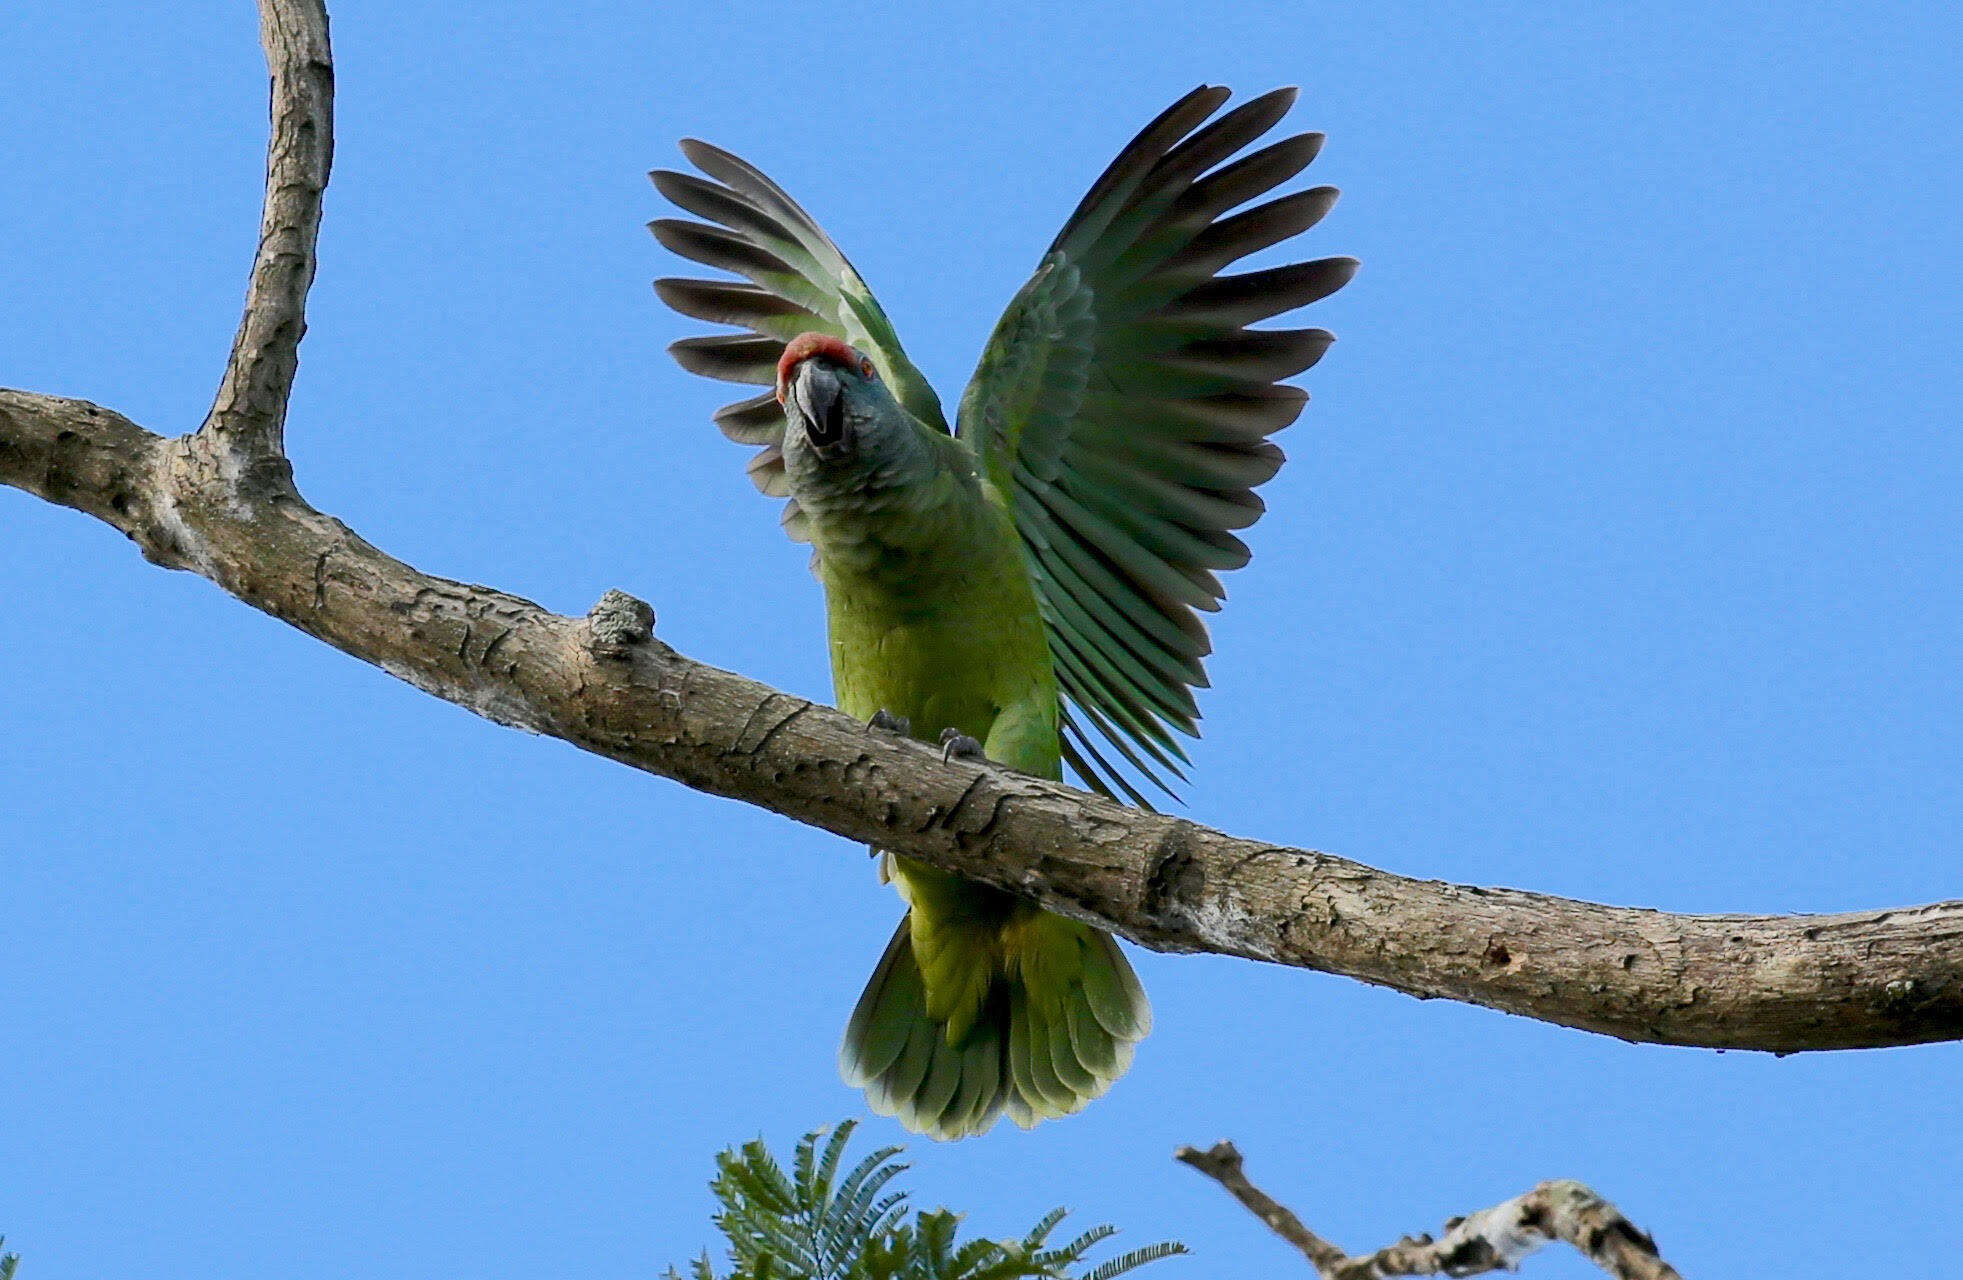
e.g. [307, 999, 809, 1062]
[1175, 1141, 1682, 1280]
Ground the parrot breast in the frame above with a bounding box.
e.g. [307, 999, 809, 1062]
[799, 433, 1060, 770]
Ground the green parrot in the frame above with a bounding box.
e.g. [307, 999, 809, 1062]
[651, 85, 1353, 1138]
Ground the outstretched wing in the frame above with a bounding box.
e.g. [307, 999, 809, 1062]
[960, 86, 1355, 804]
[651, 141, 947, 541]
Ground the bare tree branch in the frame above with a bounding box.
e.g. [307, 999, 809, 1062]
[1173, 1142, 1348, 1273]
[1176, 1141, 1682, 1280]
[201, 0, 332, 469]
[3, 0, 1960, 1055]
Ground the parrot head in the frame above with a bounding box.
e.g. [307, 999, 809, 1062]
[776, 332, 894, 465]
[774, 331, 940, 534]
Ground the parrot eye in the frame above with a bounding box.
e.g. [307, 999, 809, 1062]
[859, 356, 876, 379]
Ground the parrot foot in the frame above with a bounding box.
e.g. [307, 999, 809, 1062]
[868, 709, 911, 736]
[939, 727, 986, 763]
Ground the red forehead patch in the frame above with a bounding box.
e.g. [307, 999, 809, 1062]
[776, 332, 862, 392]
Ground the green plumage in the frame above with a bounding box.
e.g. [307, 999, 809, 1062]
[654, 85, 1352, 1137]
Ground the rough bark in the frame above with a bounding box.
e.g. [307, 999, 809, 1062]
[201, 0, 333, 465]
[3, 0, 1959, 1055]
[1177, 1141, 1682, 1280]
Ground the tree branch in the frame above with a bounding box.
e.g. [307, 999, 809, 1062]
[1176, 1141, 1682, 1280]
[1174, 1142, 1348, 1273]
[4, 0, 1960, 1055]
[202, 0, 332, 469]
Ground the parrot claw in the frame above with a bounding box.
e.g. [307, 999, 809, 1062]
[868, 709, 911, 736]
[939, 728, 986, 763]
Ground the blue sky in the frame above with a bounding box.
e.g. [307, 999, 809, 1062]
[4, 2, 1959, 1276]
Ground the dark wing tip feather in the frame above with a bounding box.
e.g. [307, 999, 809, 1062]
[744, 445, 792, 497]
[1161, 327, 1336, 381]
[1163, 186, 1341, 277]
[1173, 133, 1326, 224]
[649, 218, 798, 279]
[647, 168, 722, 213]
[1062, 718, 1169, 810]
[1164, 256, 1358, 327]
[677, 137, 747, 172]
[679, 138, 834, 238]
[654, 276, 817, 329]
[1149, 87, 1299, 192]
[711, 391, 786, 445]
[668, 333, 782, 385]
[1262, 84, 1300, 111]
[675, 138, 738, 174]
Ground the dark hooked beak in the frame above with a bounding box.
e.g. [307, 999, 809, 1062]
[790, 361, 848, 452]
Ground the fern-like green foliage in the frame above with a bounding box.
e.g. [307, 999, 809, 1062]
[669, 1122, 1186, 1280]
[1, 1234, 18, 1280]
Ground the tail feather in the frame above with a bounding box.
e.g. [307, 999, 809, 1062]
[1066, 997, 1132, 1082]
[1082, 930, 1153, 1040]
[840, 911, 1149, 1140]
[1044, 1004, 1102, 1096]
[1009, 987, 1081, 1118]
[841, 924, 916, 1081]
[913, 1025, 965, 1123]
[943, 1034, 1004, 1137]
[872, 1020, 934, 1118]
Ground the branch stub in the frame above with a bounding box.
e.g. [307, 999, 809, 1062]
[587, 588, 657, 650]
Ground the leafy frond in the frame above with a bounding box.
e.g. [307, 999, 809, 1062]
[821, 1142, 910, 1253]
[1080, 1242, 1190, 1280]
[668, 1123, 1185, 1280]
[0, 1235, 17, 1280]
[1021, 1208, 1070, 1250]
[1038, 1224, 1118, 1266]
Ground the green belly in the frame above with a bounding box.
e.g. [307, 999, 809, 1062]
[820, 536, 1060, 776]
